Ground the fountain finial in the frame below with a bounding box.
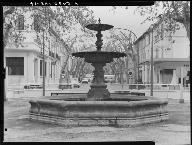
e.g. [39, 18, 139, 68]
[98, 18, 101, 24]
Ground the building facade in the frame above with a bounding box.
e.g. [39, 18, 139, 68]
[4, 7, 66, 88]
[134, 18, 190, 86]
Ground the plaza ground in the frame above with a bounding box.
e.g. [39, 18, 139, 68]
[3, 86, 191, 144]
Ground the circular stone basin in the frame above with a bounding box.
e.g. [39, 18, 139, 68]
[72, 51, 126, 63]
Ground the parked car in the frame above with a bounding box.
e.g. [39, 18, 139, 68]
[104, 75, 115, 83]
[71, 78, 80, 88]
[81, 78, 89, 84]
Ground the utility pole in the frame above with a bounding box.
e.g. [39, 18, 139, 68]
[150, 26, 154, 96]
[137, 43, 140, 90]
[42, 7, 47, 96]
[42, 29, 45, 96]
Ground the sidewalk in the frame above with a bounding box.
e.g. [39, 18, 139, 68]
[3, 97, 190, 144]
[6, 83, 190, 101]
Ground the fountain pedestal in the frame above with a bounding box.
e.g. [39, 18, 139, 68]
[87, 62, 110, 100]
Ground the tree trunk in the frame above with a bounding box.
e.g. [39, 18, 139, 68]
[59, 55, 70, 84]
[4, 23, 12, 47]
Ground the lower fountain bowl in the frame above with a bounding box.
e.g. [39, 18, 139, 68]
[29, 96, 168, 127]
[72, 51, 126, 63]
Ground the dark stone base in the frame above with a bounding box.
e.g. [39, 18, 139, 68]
[87, 85, 110, 101]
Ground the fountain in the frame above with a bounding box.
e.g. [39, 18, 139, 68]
[29, 19, 168, 127]
[72, 19, 126, 101]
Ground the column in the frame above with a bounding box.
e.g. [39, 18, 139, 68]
[158, 69, 161, 84]
[153, 66, 156, 83]
[143, 63, 146, 84]
[179, 66, 184, 103]
[171, 69, 177, 84]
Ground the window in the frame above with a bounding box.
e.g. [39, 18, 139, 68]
[17, 15, 24, 30]
[50, 62, 52, 78]
[143, 38, 146, 48]
[154, 26, 161, 43]
[34, 14, 41, 32]
[160, 23, 164, 39]
[45, 62, 47, 77]
[145, 34, 150, 46]
[6, 57, 24, 75]
[40, 60, 46, 77]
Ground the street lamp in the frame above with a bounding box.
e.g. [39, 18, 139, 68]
[42, 7, 48, 96]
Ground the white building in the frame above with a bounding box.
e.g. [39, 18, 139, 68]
[134, 18, 190, 87]
[4, 7, 67, 89]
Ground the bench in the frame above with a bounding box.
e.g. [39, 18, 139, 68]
[59, 84, 72, 89]
[129, 92, 145, 96]
[24, 84, 43, 89]
[51, 92, 85, 96]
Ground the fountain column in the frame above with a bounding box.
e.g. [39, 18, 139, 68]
[87, 19, 110, 100]
[87, 62, 110, 100]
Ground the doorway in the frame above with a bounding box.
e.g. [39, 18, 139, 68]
[160, 69, 173, 84]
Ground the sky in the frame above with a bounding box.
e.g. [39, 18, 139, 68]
[89, 6, 153, 38]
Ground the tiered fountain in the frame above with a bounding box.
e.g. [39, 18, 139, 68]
[29, 19, 168, 127]
[72, 18, 126, 100]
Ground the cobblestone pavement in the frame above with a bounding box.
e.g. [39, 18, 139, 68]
[3, 96, 190, 144]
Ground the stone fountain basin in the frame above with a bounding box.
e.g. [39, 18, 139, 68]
[29, 96, 168, 127]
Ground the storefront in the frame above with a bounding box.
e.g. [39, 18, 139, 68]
[139, 58, 190, 86]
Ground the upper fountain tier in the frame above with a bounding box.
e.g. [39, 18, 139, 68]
[72, 19, 126, 63]
[86, 23, 114, 31]
[86, 18, 114, 32]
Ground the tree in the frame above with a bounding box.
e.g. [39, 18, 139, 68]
[3, 6, 32, 48]
[3, 7, 15, 47]
[104, 29, 137, 83]
[135, 1, 190, 41]
[52, 6, 97, 82]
